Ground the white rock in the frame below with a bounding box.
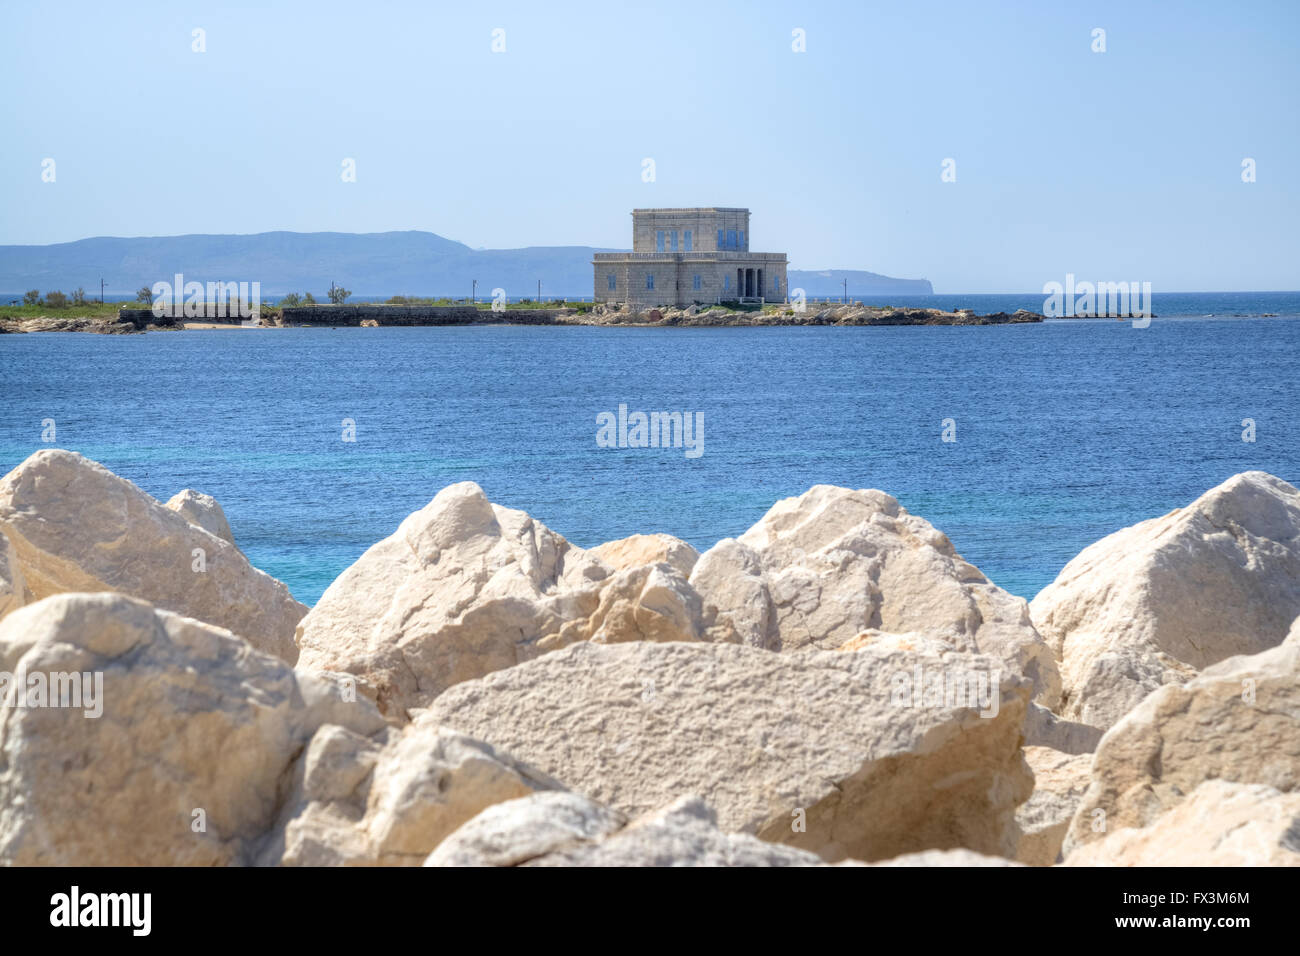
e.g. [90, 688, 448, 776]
[0, 532, 25, 619]
[0, 590, 568, 867]
[1065, 781, 1300, 866]
[589, 533, 699, 578]
[0, 450, 305, 662]
[425, 639, 1034, 862]
[296, 481, 703, 719]
[268, 719, 563, 866]
[1032, 471, 1300, 728]
[689, 538, 778, 648]
[0, 592, 381, 865]
[1013, 747, 1092, 866]
[423, 791, 626, 867]
[427, 793, 826, 867]
[1023, 703, 1103, 755]
[691, 485, 1060, 706]
[166, 488, 236, 545]
[1064, 638, 1300, 856]
[868, 849, 1024, 867]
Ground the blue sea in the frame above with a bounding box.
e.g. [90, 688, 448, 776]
[2, 291, 1298, 606]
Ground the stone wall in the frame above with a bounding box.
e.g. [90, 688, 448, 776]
[120, 305, 570, 327]
[632, 208, 750, 253]
[117, 309, 188, 329]
[595, 255, 788, 308]
[279, 306, 567, 326]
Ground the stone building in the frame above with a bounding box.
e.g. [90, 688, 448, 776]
[593, 208, 788, 308]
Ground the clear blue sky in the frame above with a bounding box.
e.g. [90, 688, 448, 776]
[2, 0, 1297, 292]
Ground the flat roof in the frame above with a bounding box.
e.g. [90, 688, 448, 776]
[631, 207, 750, 214]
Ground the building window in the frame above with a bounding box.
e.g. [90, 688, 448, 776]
[724, 275, 731, 291]
[646, 274, 654, 290]
[656, 231, 665, 252]
[727, 230, 736, 249]
[607, 274, 616, 291]
[717, 229, 724, 249]
[739, 231, 745, 248]
[671, 231, 678, 252]
[773, 275, 780, 292]
[693, 274, 701, 290]
[684, 230, 692, 251]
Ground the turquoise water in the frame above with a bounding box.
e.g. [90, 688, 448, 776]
[3, 304, 1299, 605]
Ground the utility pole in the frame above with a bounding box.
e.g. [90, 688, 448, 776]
[472, 279, 476, 304]
[842, 277, 847, 304]
[100, 278, 105, 304]
[537, 279, 541, 303]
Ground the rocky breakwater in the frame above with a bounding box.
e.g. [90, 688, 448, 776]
[571, 303, 1045, 326]
[275, 305, 567, 327]
[3, 303, 1044, 331]
[1030, 471, 1300, 730]
[0, 310, 183, 334]
[0, 448, 1297, 866]
[0, 450, 305, 661]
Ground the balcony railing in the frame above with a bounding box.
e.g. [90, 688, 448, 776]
[591, 251, 787, 261]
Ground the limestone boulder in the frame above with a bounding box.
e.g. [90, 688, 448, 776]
[589, 533, 699, 578]
[1031, 471, 1300, 728]
[1023, 703, 1103, 755]
[689, 538, 778, 649]
[538, 562, 703, 649]
[868, 849, 1023, 867]
[0, 450, 305, 662]
[0, 592, 383, 866]
[426, 640, 1034, 862]
[166, 488, 236, 545]
[1063, 639, 1300, 855]
[690, 485, 1060, 707]
[0, 532, 25, 618]
[1065, 781, 1300, 866]
[1059, 647, 1199, 734]
[266, 719, 562, 866]
[426, 793, 825, 867]
[1013, 747, 1092, 866]
[295, 481, 704, 720]
[424, 791, 625, 867]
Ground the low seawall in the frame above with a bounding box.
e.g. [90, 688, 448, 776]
[116, 309, 186, 329]
[280, 305, 565, 326]
[117, 305, 568, 327]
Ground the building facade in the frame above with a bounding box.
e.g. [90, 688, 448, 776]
[593, 207, 788, 308]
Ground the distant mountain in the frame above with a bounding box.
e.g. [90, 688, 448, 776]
[0, 231, 931, 298]
[787, 269, 933, 297]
